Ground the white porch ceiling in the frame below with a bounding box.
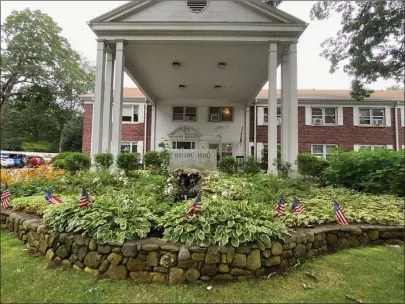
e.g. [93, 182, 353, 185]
[122, 41, 287, 102]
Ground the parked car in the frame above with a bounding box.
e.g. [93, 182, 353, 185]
[26, 156, 45, 167]
[0, 155, 14, 168]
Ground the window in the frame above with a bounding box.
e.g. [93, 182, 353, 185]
[311, 107, 336, 125]
[121, 142, 138, 153]
[264, 107, 281, 124]
[359, 145, 386, 151]
[173, 107, 197, 122]
[359, 108, 385, 126]
[122, 106, 139, 123]
[209, 107, 233, 122]
[311, 144, 338, 158]
[221, 143, 233, 157]
[172, 141, 196, 149]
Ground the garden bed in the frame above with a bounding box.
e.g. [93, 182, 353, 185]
[1, 208, 403, 284]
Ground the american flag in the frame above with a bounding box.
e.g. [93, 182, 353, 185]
[291, 198, 305, 213]
[1, 183, 11, 209]
[275, 195, 286, 217]
[78, 188, 92, 208]
[45, 189, 62, 205]
[185, 191, 202, 216]
[333, 200, 349, 225]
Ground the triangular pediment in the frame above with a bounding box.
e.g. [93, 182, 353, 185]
[168, 126, 201, 140]
[90, 0, 306, 25]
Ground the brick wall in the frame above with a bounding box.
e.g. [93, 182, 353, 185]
[249, 106, 402, 153]
[82, 104, 93, 156]
[82, 103, 145, 156]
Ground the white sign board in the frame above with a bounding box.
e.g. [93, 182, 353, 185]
[169, 149, 217, 170]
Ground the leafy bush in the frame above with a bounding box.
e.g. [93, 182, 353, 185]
[44, 193, 156, 243]
[159, 198, 288, 248]
[51, 152, 73, 163]
[297, 153, 329, 179]
[272, 158, 291, 178]
[244, 156, 261, 174]
[218, 156, 237, 174]
[144, 151, 161, 169]
[95, 153, 114, 170]
[11, 195, 50, 215]
[63, 152, 91, 174]
[324, 149, 405, 196]
[52, 152, 85, 170]
[116, 152, 139, 174]
[21, 141, 52, 152]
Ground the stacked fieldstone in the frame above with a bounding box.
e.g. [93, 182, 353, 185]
[1, 209, 404, 284]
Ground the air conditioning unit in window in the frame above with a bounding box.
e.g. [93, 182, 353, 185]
[372, 119, 384, 126]
[186, 116, 196, 122]
[312, 118, 323, 125]
[210, 114, 220, 122]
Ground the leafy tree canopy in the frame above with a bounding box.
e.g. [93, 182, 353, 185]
[310, 1, 404, 100]
[1, 8, 95, 117]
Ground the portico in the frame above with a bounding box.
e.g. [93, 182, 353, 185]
[87, 0, 307, 172]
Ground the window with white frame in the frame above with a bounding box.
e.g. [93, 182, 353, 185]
[173, 107, 197, 122]
[122, 106, 139, 123]
[264, 107, 281, 124]
[311, 144, 337, 158]
[311, 107, 337, 125]
[359, 108, 385, 126]
[209, 107, 233, 122]
[172, 141, 196, 149]
[359, 145, 386, 151]
[121, 142, 138, 153]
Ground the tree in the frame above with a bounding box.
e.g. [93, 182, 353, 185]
[1, 8, 95, 117]
[310, 1, 404, 100]
[386, 84, 404, 91]
[263, 1, 282, 8]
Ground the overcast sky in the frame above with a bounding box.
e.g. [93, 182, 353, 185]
[1, 0, 398, 90]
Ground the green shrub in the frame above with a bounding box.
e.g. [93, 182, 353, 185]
[144, 151, 161, 169]
[218, 156, 236, 174]
[324, 149, 405, 196]
[51, 152, 77, 169]
[44, 193, 156, 243]
[63, 152, 91, 174]
[297, 153, 329, 179]
[95, 153, 114, 170]
[116, 152, 139, 174]
[159, 198, 288, 248]
[21, 141, 52, 152]
[244, 156, 261, 174]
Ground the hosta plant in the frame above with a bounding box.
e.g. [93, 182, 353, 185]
[44, 192, 156, 244]
[158, 197, 288, 249]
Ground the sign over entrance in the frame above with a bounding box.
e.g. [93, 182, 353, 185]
[169, 149, 217, 170]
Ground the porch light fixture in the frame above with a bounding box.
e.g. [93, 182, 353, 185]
[214, 85, 221, 90]
[172, 62, 180, 69]
[179, 85, 186, 90]
[218, 62, 226, 69]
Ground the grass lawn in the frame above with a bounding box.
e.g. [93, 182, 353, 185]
[1, 231, 403, 303]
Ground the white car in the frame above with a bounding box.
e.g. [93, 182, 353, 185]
[1, 157, 14, 168]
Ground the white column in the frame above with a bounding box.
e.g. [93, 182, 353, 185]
[245, 106, 250, 157]
[267, 42, 278, 173]
[90, 40, 106, 159]
[281, 52, 290, 163]
[111, 41, 126, 158]
[151, 105, 156, 150]
[102, 50, 115, 153]
[288, 43, 298, 173]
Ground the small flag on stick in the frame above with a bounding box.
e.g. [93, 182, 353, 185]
[78, 188, 92, 208]
[291, 198, 305, 214]
[45, 189, 63, 205]
[275, 195, 286, 217]
[186, 191, 202, 216]
[333, 200, 349, 225]
[1, 183, 11, 209]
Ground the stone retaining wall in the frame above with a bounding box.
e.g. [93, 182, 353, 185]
[1, 209, 404, 284]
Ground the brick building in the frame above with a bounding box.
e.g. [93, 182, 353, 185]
[81, 88, 405, 161]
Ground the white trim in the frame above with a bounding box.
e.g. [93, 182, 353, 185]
[386, 144, 393, 149]
[257, 107, 264, 125]
[122, 105, 141, 124]
[120, 141, 139, 153]
[354, 144, 389, 151]
[400, 106, 405, 127]
[309, 106, 338, 126]
[138, 104, 145, 123]
[353, 106, 359, 126]
[137, 141, 144, 157]
[311, 144, 338, 159]
[337, 106, 344, 126]
[385, 107, 392, 127]
[305, 106, 311, 125]
[353, 144, 361, 152]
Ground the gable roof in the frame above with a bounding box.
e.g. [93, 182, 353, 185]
[80, 88, 405, 101]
